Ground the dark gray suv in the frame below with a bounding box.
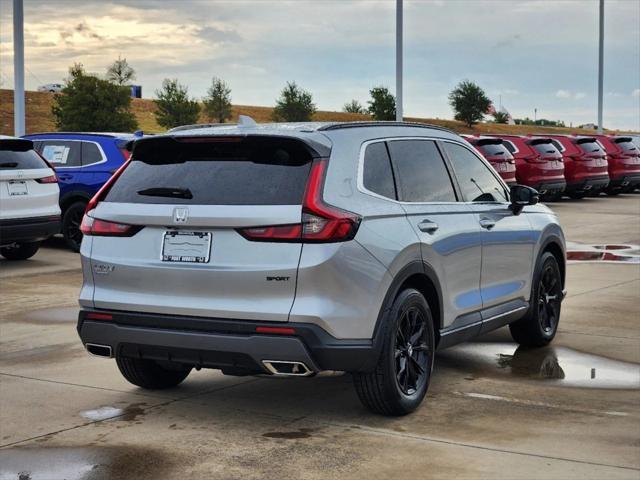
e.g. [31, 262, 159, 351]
[77, 121, 566, 415]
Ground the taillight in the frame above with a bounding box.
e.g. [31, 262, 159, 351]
[80, 214, 141, 237]
[35, 175, 58, 184]
[119, 148, 131, 161]
[238, 159, 361, 243]
[85, 159, 130, 214]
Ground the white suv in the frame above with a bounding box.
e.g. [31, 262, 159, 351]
[0, 136, 61, 260]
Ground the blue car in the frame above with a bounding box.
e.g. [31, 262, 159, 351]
[23, 132, 140, 251]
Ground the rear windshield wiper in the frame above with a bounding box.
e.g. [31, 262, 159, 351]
[0, 162, 18, 168]
[137, 187, 193, 199]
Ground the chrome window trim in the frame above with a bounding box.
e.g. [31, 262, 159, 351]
[356, 136, 461, 206]
[37, 139, 108, 169]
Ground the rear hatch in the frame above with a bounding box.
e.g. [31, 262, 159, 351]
[527, 138, 564, 173]
[474, 138, 515, 173]
[0, 138, 59, 221]
[575, 137, 608, 170]
[86, 135, 321, 321]
[612, 137, 640, 163]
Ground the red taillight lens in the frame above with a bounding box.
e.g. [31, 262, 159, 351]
[237, 159, 361, 243]
[85, 159, 130, 214]
[35, 175, 58, 184]
[80, 213, 141, 237]
[119, 148, 131, 161]
[86, 312, 113, 321]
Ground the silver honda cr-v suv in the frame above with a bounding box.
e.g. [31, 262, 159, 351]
[77, 121, 566, 415]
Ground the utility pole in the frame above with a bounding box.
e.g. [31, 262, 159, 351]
[597, 0, 604, 134]
[396, 0, 403, 122]
[13, 0, 25, 136]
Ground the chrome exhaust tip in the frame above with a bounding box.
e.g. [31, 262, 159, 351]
[85, 343, 113, 358]
[262, 360, 314, 377]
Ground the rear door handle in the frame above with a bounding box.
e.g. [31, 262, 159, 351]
[418, 220, 439, 233]
[58, 174, 73, 181]
[479, 218, 496, 230]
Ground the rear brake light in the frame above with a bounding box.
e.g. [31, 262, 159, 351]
[237, 159, 361, 243]
[85, 159, 131, 214]
[80, 214, 141, 237]
[35, 175, 58, 184]
[255, 326, 296, 335]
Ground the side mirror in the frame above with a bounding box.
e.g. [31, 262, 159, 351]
[509, 185, 539, 215]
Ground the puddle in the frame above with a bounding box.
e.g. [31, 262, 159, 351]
[566, 242, 640, 264]
[0, 343, 83, 366]
[15, 306, 78, 325]
[79, 403, 146, 422]
[439, 342, 640, 389]
[0, 446, 173, 480]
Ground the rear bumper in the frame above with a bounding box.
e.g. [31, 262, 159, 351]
[566, 175, 609, 194]
[608, 173, 640, 189]
[531, 181, 566, 195]
[0, 216, 60, 246]
[77, 309, 380, 374]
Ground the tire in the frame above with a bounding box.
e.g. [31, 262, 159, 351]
[605, 188, 620, 196]
[509, 252, 563, 347]
[568, 192, 585, 199]
[62, 201, 87, 252]
[116, 355, 192, 389]
[0, 241, 41, 260]
[353, 288, 435, 416]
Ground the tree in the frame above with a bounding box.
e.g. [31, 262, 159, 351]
[203, 77, 232, 123]
[367, 86, 396, 120]
[154, 79, 201, 129]
[492, 110, 510, 124]
[272, 82, 316, 122]
[448, 80, 492, 127]
[52, 63, 138, 132]
[106, 56, 136, 86]
[343, 99, 366, 114]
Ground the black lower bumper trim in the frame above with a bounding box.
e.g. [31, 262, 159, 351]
[566, 176, 609, 193]
[0, 216, 60, 245]
[77, 309, 380, 373]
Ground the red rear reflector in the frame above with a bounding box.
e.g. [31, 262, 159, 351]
[86, 312, 113, 321]
[255, 326, 296, 335]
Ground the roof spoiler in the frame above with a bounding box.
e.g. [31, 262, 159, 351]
[527, 138, 553, 146]
[474, 137, 503, 146]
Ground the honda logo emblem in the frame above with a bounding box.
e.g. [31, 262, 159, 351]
[173, 207, 189, 224]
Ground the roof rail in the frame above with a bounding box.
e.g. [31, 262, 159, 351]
[317, 121, 455, 134]
[167, 123, 233, 133]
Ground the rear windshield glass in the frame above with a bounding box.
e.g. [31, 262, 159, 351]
[0, 140, 48, 170]
[613, 139, 638, 152]
[478, 143, 511, 158]
[577, 140, 604, 154]
[531, 142, 560, 155]
[105, 136, 314, 205]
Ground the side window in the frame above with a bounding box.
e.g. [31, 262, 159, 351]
[39, 140, 81, 167]
[550, 139, 565, 152]
[362, 142, 396, 199]
[503, 141, 517, 154]
[387, 140, 456, 202]
[82, 142, 104, 166]
[444, 142, 508, 203]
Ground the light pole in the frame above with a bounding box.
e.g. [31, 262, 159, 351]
[396, 0, 403, 122]
[13, 0, 25, 137]
[597, 0, 604, 134]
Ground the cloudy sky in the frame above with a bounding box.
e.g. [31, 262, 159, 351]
[1, 0, 638, 130]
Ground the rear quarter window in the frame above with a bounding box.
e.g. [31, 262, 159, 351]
[362, 142, 396, 199]
[105, 136, 314, 206]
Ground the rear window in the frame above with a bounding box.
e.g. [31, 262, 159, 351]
[531, 142, 560, 156]
[613, 138, 638, 152]
[0, 139, 48, 170]
[105, 136, 314, 205]
[478, 142, 511, 158]
[577, 139, 604, 154]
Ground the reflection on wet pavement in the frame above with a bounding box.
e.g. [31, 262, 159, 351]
[439, 342, 640, 389]
[80, 404, 146, 422]
[0, 446, 171, 480]
[566, 243, 640, 264]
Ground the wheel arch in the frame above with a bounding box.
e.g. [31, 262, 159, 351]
[540, 237, 566, 289]
[60, 191, 91, 213]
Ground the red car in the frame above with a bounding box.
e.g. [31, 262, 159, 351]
[461, 135, 517, 185]
[486, 135, 565, 200]
[546, 135, 609, 199]
[593, 135, 640, 194]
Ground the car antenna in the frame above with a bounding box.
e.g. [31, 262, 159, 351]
[238, 115, 257, 127]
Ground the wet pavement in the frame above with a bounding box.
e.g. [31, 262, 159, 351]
[1, 195, 639, 479]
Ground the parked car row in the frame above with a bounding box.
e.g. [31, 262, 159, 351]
[464, 133, 640, 200]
